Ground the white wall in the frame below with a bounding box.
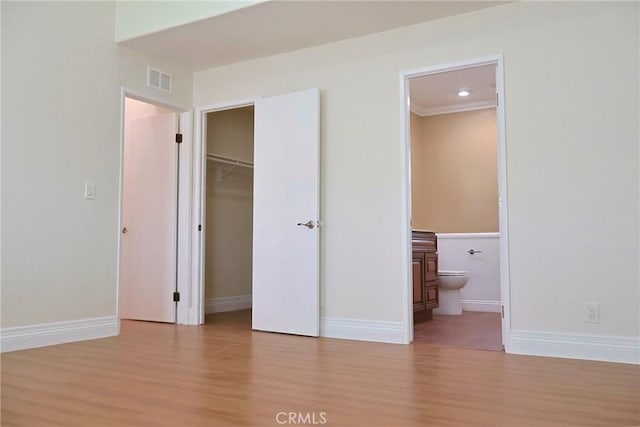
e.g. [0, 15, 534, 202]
[1, 2, 120, 327]
[1, 2, 192, 330]
[437, 234, 501, 312]
[193, 2, 639, 341]
[118, 45, 193, 109]
[115, 1, 264, 41]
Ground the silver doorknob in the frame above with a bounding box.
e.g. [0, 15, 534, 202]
[468, 249, 483, 255]
[297, 220, 315, 229]
[122, 227, 128, 234]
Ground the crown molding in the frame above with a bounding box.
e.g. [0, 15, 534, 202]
[410, 100, 496, 117]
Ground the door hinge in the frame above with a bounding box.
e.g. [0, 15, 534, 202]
[173, 291, 180, 302]
[496, 92, 499, 107]
[175, 133, 183, 144]
[198, 224, 202, 231]
[501, 305, 504, 318]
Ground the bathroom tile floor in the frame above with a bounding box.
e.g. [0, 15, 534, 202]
[414, 311, 503, 351]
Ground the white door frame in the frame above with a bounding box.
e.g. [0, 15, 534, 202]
[192, 98, 256, 325]
[398, 54, 511, 349]
[117, 87, 193, 327]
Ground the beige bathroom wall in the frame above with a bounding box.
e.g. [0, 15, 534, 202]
[205, 108, 254, 300]
[409, 112, 425, 229]
[412, 109, 498, 233]
[193, 1, 639, 338]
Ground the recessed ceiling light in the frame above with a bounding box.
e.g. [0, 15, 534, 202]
[458, 90, 470, 97]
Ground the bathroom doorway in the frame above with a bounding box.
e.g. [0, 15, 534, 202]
[401, 57, 510, 351]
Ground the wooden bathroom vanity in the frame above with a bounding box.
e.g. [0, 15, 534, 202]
[412, 230, 439, 322]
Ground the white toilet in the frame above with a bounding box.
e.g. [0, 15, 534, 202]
[433, 271, 469, 315]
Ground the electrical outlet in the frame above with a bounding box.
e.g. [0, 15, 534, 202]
[585, 303, 599, 324]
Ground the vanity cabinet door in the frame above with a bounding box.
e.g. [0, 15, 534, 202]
[425, 282, 439, 309]
[412, 253, 426, 311]
[412, 230, 439, 322]
[425, 254, 438, 281]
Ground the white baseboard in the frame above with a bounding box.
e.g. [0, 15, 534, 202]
[1, 316, 119, 353]
[508, 330, 640, 365]
[320, 317, 405, 344]
[461, 299, 501, 313]
[205, 295, 252, 314]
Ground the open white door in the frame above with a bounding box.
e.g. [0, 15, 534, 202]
[120, 110, 178, 323]
[252, 88, 320, 336]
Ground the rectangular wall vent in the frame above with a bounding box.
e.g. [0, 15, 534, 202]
[147, 66, 172, 92]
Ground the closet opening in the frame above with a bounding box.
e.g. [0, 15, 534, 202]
[203, 105, 255, 327]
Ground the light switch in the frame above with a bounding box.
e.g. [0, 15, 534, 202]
[84, 181, 95, 200]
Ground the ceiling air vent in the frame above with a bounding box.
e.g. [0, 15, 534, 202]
[147, 66, 172, 92]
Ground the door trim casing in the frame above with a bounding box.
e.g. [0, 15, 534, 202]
[117, 88, 192, 327]
[398, 55, 511, 349]
[192, 99, 256, 325]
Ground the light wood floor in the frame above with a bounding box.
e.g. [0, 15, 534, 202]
[2, 310, 638, 426]
[414, 312, 503, 351]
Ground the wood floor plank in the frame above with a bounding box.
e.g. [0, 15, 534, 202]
[413, 312, 503, 351]
[1, 310, 638, 426]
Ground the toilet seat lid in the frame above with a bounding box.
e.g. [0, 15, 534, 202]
[438, 270, 467, 276]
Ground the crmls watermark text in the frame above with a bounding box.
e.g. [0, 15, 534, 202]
[275, 411, 327, 425]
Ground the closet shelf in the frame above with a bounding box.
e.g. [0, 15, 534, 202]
[206, 153, 253, 169]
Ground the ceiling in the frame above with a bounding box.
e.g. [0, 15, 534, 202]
[409, 64, 497, 116]
[119, 1, 505, 71]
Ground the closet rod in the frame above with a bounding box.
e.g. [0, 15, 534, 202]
[206, 153, 253, 169]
